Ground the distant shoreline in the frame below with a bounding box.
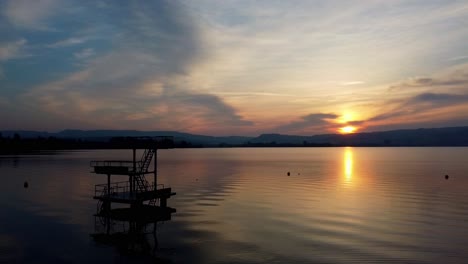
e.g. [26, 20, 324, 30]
[2, 126, 468, 149]
[2, 125, 468, 153]
[2, 144, 468, 156]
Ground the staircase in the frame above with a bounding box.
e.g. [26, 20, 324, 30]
[139, 149, 155, 173]
[134, 149, 155, 193]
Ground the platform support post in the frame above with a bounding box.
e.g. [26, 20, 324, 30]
[131, 148, 136, 197]
[107, 174, 110, 197]
[154, 148, 158, 191]
[106, 173, 111, 212]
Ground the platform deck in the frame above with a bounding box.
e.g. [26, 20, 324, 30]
[94, 188, 175, 203]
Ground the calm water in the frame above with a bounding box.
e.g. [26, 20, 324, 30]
[1, 148, 468, 263]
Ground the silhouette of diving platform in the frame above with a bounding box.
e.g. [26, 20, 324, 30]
[90, 137, 176, 211]
[91, 203, 176, 258]
[92, 180, 175, 204]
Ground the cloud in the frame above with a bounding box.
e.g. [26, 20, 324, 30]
[48, 37, 89, 48]
[363, 90, 468, 131]
[212, 91, 297, 98]
[73, 48, 94, 59]
[25, 77, 253, 134]
[0, 39, 26, 61]
[448, 55, 468, 62]
[172, 91, 253, 126]
[390, 77, 468, 90]
[375, 91, 468, 116]
[273, 113, 339, 134]
[389, 68, 468, 91]
[340, 81, 364, 86]
[183, 0, 468, 98]
[368, 110, 414, 123]
[0, 39, 27, 79]
[348, 63, 468, 132]
[2, 0, 60, 29]
[22, 0, 252, 134]
[407, 92, 468, 106]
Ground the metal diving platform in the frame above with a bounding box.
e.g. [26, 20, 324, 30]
[90, 137, 176, 211]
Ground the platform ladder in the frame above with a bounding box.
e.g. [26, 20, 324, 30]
[134, 148, 158, 206]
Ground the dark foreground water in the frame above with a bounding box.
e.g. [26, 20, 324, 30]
[1, 147, 468, 264]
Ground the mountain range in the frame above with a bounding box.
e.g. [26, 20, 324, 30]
[2, 126, 468, 147]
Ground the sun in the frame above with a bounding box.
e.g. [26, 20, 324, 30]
[339, 126, 357, 134]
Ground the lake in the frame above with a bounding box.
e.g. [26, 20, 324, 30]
[1, 147, 468, 263]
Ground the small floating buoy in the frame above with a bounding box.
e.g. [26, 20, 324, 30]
[445, 175, 449, 180]
[287, 172, 290, 176]
[24, 181, 29, 188]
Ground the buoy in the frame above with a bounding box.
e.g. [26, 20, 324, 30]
[24, 181, 28, 188]
[287, 172, 290, 176]
[445, 175, 449, 180]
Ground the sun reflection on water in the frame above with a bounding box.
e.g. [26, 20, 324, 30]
[344, 147, 353, 184]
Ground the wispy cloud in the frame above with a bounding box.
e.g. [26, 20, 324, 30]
[2, 0, 60, 29]
[389, 66, 468, 91]
[213, 91, 297, 98]
[48, 37, 89, 48]
[73, 48, 94, 59]
[185, 0, 468, 97]
[0, 39, 27, 61]
[0, 39, 27, 79]
[359, 65, 468, 131]
[390, 77, 468, 91]
[407, 92, 468, 106]
[448, 55, 468, 62]
[340, 81, 365, 86]
[273, 113, 339, 134]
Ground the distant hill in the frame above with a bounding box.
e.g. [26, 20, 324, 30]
[0, 129, 252, 146]
[2, 126, 468, 147]
[249, 126, 468, 146]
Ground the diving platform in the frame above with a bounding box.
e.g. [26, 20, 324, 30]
[91, 161, 137, 175]
[90, 136, 176, 212]
[90, 137, 176, 258]
[93, 181, 176, 204]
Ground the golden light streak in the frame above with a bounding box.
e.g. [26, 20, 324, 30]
[344, 147, 353, 182]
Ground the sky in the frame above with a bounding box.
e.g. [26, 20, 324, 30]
[1, 0, 468, 136]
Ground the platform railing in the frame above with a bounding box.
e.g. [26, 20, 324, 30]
[95, 180, 130, 198]
[156, 183, 165, 189]
[94, 181, 167, 198]
[90, 160, 141, 169]
[134, 182, 166, 193]
[149, 183, 165, 192]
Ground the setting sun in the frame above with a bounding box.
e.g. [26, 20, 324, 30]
[339, 126, 357, 134]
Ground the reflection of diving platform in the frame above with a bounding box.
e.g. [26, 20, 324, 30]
[91, 205, 176, 258]
[94, 205, 176, 223]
